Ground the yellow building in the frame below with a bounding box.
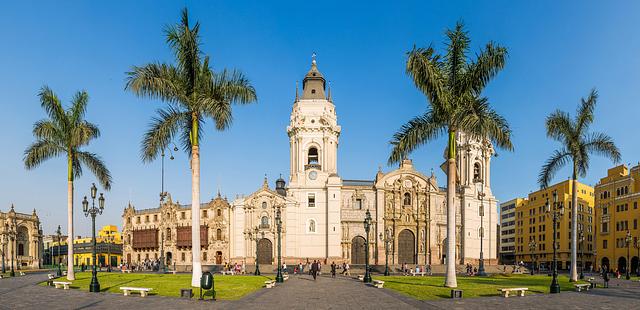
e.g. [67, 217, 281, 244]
[594, 164, 640, 274]
[51, 225, 123, 267]
[515, 179, 595, 272]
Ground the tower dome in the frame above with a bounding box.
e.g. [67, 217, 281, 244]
[275, 174, 286, 196]
[301, 55, 326, 100]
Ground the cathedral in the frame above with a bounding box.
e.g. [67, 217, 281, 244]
[229, 58, 498, 267]
[121, 58, 498, 269]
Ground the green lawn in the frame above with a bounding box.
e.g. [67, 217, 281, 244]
[373, 274, 589, 300]
[41, 272, 272, 300]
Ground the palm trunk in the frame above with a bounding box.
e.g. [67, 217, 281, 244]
[66, 153, 75, 280]
[190, 117, 202, 287]
[570, 163, 578, 282]
[445, 130, 457, 287]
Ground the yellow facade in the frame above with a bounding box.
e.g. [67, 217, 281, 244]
[594, 164, 640, 274]
[515, 179, 595, 271]
[52, 225, 123, 267]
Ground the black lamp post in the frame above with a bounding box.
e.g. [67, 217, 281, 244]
[528, 240, 536, 275]
[275, 208, 284, 283]
[83, 183, 105, 293]
[475, 181, 487, 276]
[363, 209, 372, 283]
[379, 230, 393, 276]
[8, 222, 16, 277]
[545, 190, 564, 294]
[56, 225, 62, 277]
[625, 230, 632, 280]
[578, 231, 584, 279]
[635, 238, 640, 277]
[245, 227, 263, 275]
[1, 230, 6, 274]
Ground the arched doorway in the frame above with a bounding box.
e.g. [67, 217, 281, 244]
[601, 257, 610, 271]
[631, 256, 639, 275]
[618, 256, 627, 273]
[398, 229, 416, 264]
[257, 238, 272, 265]
[216, 251, 223, 264]
[351, 236, 366, 264]
[166, 252, 172, 266]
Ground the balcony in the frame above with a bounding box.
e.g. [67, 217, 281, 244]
[305, 164, 321, 170]
[259, 223, 270, 230]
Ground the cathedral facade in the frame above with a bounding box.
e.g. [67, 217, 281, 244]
[1, 205, 42, 269]
[229, 59, 498, 266]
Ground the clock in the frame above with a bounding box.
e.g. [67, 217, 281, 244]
[309, 171, 318, 180]
[404, 180, 412, 188]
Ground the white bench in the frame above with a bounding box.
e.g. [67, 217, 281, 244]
[575, 284, 590, 292]
[121, 269, 132, 273]
[411, 271, 426, 276]
[221, 270, 235, 275]
[19, 272, 26, 276]
[53, 281, 72, 290]
[0, 275, 4, 279]
[357, 275, 364, 281]
[283, 274, 289, 281]
[587, 277, 595, 282]
[120, 287, 152, 297]
[264, 280, 276, 288]
[373, 280, 385, 288]
[171, 270, 177, 275]
[498, 287, 528, 297]
[48, 274, 56, 280]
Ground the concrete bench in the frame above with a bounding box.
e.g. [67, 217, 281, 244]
[410, 271, 426, 276]
[48, 274, 56, 280]
[264, 280, 276, 288]
[121, 269, 132, 273]
[575, 284, 590, 292]
[171, 270, 177, 275]
[357, 275, 364, 281]
[373, 280, 384, 288]
[0, 275, 4, 279]
[53, 281, 72, 290]
[498, 287, 528, 297]
[283, 274, 289, 281]
[120, 287, 152, 297]
[19, 272, 26, 276]
[220, 270, 235, 275]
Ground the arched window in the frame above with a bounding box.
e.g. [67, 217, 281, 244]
[308, 219, 316, 233]
[18, 244, 24, 256]
[308, 147, 319, 165]
[217, 208, 222, 217]
[203, 251, 207, 261]
[473, 162, 481, 182]
[166, 228, 171, 240]
[262, 202, 267, 209]
[403, 193, 411, 206]
[261, 216, 269, 226]
[216, 229, 222, 241]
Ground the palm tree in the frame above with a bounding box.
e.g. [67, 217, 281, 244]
[125, 8, 257, 286]
[539, 89, 620, 282]
[24, 86, 112, 280]
[388, 22, 513, 287]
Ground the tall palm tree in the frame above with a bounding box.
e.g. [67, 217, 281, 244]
[24, 86, 112, 280]
[125, 8, 257, 286]
[388, 22, 513, 287]
[539, 89, 620, 282]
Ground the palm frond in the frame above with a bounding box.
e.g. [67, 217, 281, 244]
[70, 90, 89, 125]
[141, 106, 186, 162]
[125, 63, 185, 104]
[165, 8, 201, 91]
[198, 68, 257, 130]
[575, 88, 597, 135]
[70, 122, 100, 147]
[33, 120, 61, 141]
[459, 97, 513, 151]
[464, 42, 507, 95]
[76, 151, 112, 190]
[388, 111, 446, 165]
[445, 21, 470, 97]
[545, 110, 575, 143]
[406, 46, 447, 112]
[38, 86, 67, 129]
[583, 132, 621, 164]
[538, 149, 572, 189]
[23, 140, 65, 169]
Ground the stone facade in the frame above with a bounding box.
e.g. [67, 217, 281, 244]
[230, 59, 498, 266]
[121, 193, 231, 270]
[0, 205, 42, 269]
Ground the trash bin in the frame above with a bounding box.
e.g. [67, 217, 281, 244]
[180, 288, 193, 298]
[451, 289, 463, 299]
[201, 272, 213, 290]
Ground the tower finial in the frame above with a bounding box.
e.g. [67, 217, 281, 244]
[312, 52, 317, 65]
[295, 81, 299, 102]
[327, 81, 332, 102]
[263, 174, 269, 189]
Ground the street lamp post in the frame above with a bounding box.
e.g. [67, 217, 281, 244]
[363, 209, 373, 283]
[528, 240, 536, 275]
[56, 225, 62, 277]
[83, 183, 105, 293]
[578, 231, 585, 279]
[545, 190, 564, 294]
[625, 230, 632, 280]
[1, 232, 6, 274]
[475, 180, 487, 276]
[8, 222, 16, 277]
[379, 230, 393, 276]
[635, 238, 640, 277]
[245, 227, 263, 276]
[275, 208, 284, 283]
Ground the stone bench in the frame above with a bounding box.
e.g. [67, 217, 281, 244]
[575, 283, 590, 292]
[19, 272, 26, 276]
[373, 280, 384, 288]
[220, 270, 235, 275]
[48, 274, 56, 280]
[264, 280, 276, 288]
[498, 287, 528, 298]
[120, 287, 152, 297]
[53, 281, 72, 290]
[410, 271, 426, 276]
[283, 274, 289, 281]
[0, 275, 4, 279]
[121, 269, 132, 273]
[587, 277, 595, 282]
[357, 275, 364, 281]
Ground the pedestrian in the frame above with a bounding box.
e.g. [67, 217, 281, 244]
[345, 262, 350, 276]
[331, 261, 336, 278]
[311, 260, 318, 280]
[603, 266, 610, 288]
[283, 262, 287, 274]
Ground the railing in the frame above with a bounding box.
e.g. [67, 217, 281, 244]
[304, 164, 321, 170]
[259, 224, 270, 229]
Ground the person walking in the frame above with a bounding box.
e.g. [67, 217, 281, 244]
[331, 262, 336, 278]
[311, 260, 318, 280]
[345, 262, 351, 276]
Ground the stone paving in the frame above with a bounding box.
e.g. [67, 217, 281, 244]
[0, 272, 638, 309]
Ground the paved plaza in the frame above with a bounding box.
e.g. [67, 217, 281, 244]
[0, 273, 638, 309]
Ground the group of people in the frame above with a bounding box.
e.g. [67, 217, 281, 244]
[465, 263, 478, 276]
[119, 258, 163, 272]
[222, 261, 246, 274]
[400, 263, 431, 276]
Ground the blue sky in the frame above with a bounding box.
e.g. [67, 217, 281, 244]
[1, 1, 638, 236]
